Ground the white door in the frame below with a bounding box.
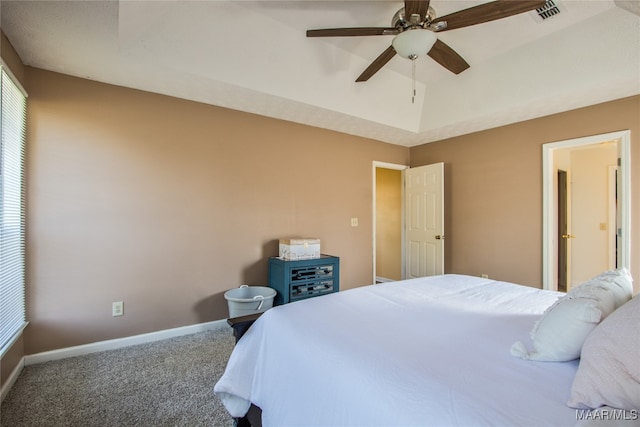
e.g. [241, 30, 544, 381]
[404, 163, 444, 278]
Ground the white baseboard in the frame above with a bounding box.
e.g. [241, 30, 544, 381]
[375, 276, 395, 283]
[1, 356, 24, 403]
[24, 319, 230, 366]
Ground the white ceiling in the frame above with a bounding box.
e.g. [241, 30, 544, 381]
[2, 0, 639, 147]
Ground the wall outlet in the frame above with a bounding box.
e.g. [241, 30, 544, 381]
[350, 217, 359, 227]
[481, 274, 489, 279]
[112, 301, 124, 317]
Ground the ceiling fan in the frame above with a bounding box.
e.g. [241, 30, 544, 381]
[307, 0, 547, 82]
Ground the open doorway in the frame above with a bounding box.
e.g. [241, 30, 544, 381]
[542, 131, 630, 291]
[372, 161, 444, 283]
[372, 162, 407, 283]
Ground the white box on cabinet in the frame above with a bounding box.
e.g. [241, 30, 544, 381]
[279, 238, 321, 260]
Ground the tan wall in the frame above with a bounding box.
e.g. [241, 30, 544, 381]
[0, 335, 23, 387]
[569, 144, 618, 287]
[24, 67, 409, 354]
[0, 31, 25, 391]
[1, 31, 25, 85]
[375, 168, 402, 281]
[9, 54, 640, 359]
[410, 95, 640, 291]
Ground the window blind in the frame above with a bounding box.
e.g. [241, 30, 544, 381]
[0, 66, 27, 356]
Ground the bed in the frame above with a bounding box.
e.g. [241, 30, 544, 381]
[214, 273, 638, 426]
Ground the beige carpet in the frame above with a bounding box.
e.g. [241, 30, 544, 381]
[1, 327, 236, 426]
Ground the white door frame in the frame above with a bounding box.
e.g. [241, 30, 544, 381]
[372, 161, 409, 283]
[542, 130, 631, 291]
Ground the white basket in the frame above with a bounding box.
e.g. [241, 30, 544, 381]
[224, 285, 276, 318]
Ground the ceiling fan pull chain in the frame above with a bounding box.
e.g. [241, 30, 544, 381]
[411, 58, 416, 104]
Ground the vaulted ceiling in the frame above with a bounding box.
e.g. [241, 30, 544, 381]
[2, 0, 639, 146]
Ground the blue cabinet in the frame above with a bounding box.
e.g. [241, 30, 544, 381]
[268, 255, 340, 305]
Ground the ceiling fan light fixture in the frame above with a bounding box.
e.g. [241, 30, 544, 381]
[392, 29, 437, 59]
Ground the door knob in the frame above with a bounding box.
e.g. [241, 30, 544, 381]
[562, 234, 576, 239]
[435, 235, 444, 240]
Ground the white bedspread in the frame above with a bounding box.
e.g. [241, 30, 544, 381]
[215, 274, 581, 426]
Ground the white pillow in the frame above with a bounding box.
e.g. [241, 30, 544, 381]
[589, 268, 634, 309]
[511, 294, 612, 361]
[511, 277, 619, 362]
[568, 295, 640, 410]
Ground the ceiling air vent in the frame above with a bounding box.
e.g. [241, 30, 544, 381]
[531, 0, 563, 22]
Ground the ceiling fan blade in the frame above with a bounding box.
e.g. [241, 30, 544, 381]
[404, 0, 431, 22]
[356, 46, 397, 82]
[427, 39, 470, 74]
[431, 0, 546, 32]
[307, 27, 399, 37]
